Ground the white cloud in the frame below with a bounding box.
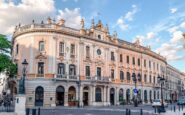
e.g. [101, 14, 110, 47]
[116, 4, 138, 31]
[57, 8, 83, 29]
[155, 43, 184, 61]
[116, 18, 129, 31]
[0, 0, 83, 35]
[146, 32, 155, 39]
[170, 8, 177, 14]
[170, 31, 184, 43]
[0, 0, 55, 34]
[132, 32, 155, 45]
[62, 0, 78, 2]
[124, 5, 138, 21]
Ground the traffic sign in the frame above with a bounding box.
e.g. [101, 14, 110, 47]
[133, 89, 138, 93]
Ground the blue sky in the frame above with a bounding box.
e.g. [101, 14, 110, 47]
[0, 0, 185, 71]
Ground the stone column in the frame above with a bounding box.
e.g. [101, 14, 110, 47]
[89, 86, 92, 106]
[115, 87, 119, 105]
[92, 85, 96, 106]
[64, 87, 68, 106]
[103, 86, 107, 106]
[107, 86, 110, 106]
[79, 85, 83, 107]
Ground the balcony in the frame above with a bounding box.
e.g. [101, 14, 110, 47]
[54, 74, 78, 81]
[91, 76, 110, 83]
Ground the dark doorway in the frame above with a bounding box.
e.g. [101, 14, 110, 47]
[110, 88, 115, 105]
[35, 86, 44, 106]
[83, 92, 88, 106]
[56, 86, 65, 106]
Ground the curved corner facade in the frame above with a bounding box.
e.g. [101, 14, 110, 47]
[12, 19, 184, 107]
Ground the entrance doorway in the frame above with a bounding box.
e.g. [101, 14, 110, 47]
[83, 86, 89, 106]
[110, 88, 115, 105]
[35, 86, 44, 106]
[56, 86, 65, 106]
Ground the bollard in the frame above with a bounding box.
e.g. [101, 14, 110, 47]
[174, 106, 176, 112]
[140, 109, 143, 115]
[126, 108, 128, 115]
[38, 107, 40, 115]
[26, 108, 30, 115]
[32, 109, 36, 115]
[128, 109, 131, 115]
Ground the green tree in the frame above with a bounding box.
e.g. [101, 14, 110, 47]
[0, 34, 17, 77]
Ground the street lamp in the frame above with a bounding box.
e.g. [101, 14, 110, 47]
[157, 75, 166, 112]
[132, 73, 139, 107]
[19, 59, 28, 94]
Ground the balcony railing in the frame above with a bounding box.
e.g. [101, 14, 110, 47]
[54, 74, 78, 80]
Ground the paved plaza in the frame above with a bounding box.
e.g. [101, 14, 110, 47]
[37, 104, 185, 115]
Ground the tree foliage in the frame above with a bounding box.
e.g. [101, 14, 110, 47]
[0, 34, 17, 77]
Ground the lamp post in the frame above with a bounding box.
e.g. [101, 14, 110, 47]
[132, 73, 138, 107]
[19, 59, 28, 94]
[157, 76, 166, 112]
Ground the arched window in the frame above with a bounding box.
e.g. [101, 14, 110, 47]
[127, 72, 130, 81]
[35, 86, 44, 106]
[95, 87, 102, 102]
[98, 35, 101, 39]
[149, 90, 152, 102]
[120, 71, 124, 80]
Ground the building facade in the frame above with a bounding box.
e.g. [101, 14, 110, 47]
[12, 18, 185, 107]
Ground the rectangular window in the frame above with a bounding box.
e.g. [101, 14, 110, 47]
[70, 44, 75, 55]
[132, 57, 135, 65]
[111, 69, 114, 79]
[58, 63, 65, 75]
[120, 71, 124, 80]
[153, 76, 155, 84]
[120, 54, 123, 62]
[85, 66, 90, 76]
[149, 75, 152, 83]
[144, 59, 146, 67]
[149, 61, 151, 68]
[38, 62, 44, 75]
[97, 67, 101, 77]
[138, 58, 140, 66]
[59, 42, 64, 56]
[16, 44, 19, 54]
[144, 74, 147, 83]
[39, 41, 44, 52]
[86, 46, 90, 58]
[127, 56, 129, 64]
[69, 65, 76, 75]
[111, 52, 115, 61]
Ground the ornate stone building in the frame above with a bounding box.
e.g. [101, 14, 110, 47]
[12, 18, 185, 107]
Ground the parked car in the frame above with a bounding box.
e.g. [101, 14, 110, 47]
[177, 99, 185, 105]
[152, 99, 168, 107]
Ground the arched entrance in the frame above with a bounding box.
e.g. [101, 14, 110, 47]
[35, 86, 44, 106]
[149, 90, 152, 102]
[56, 86, 65, 106]
[138, 89, 141, 103]
[68, 86, 76, 106]
[144, 90, 147, 102]
[110, 88, 115, 105]
[119, 89, 124, 105]
[154, 91, 156, 100]
[126, 89, 130, 104]
[83, 86, 89, 106]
